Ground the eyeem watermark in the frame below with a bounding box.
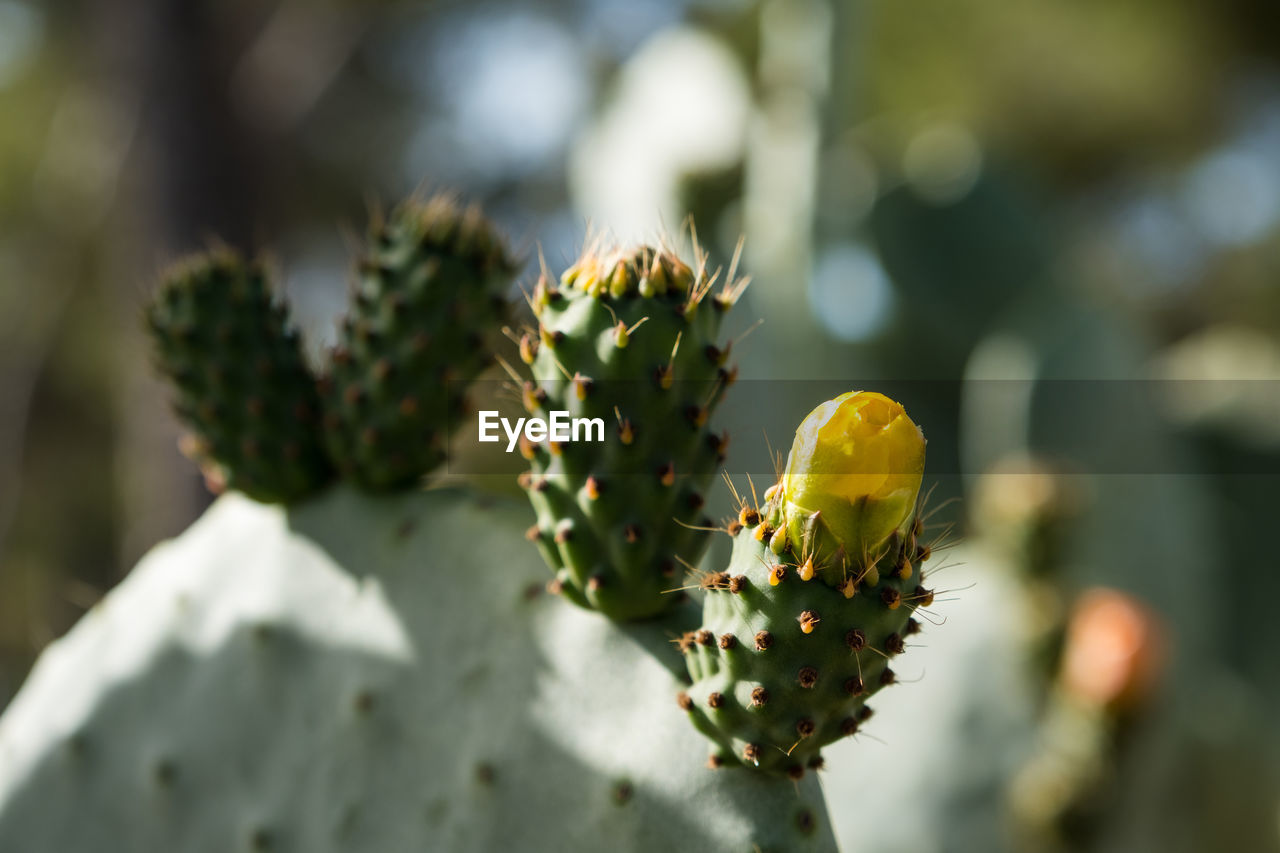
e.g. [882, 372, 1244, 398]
[478, 410, 605, 453]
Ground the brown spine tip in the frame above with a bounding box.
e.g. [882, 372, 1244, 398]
[546, 578, 564, 595]
[532, 476, 549, 492]
[807, 756, 825, 770]
[742, 744, 761, 764]
[676, 692, 694, 711]
[858, 706, 875, 722]
[885, 633, 905, 655]
[624, 524, 641, 544]
[524, 525, 541, 542]
[726, 521, 743, 537]
[844, 676, 865, 696]
[658, 462, 675, 487]
[684, 405, 707, 428]
[916, 543, 932, 563]
[798, 610, 821, 634]
[618, 418, 635, 444]
[914, 585, 935, 607]
[738, 506, 760, 527]
[585, 476, 601, 500]
[729, 575, 747, 593]
[718, 633, 737, 650]
[706, 755, 724, 770]
[695, 629, 715, 647]
[553, 523, 573, 544]
[754, 630, 774, 651]
[519, 333, 538, 364]
[905, 617, 922, 636]
[879, 667, 896, 686]
[896, 555, 913, 580]
[707, 692, 725, 709]
[786, 765, 805, 781]
[586, 575, 604, 592]
[798, 666, 819, 688]
[538, 324, 563, 348]
[881, 587, 902, 610]
[750, 686, 770, 706]
[840, 717, 859, 737]
[687, 491, 704, 510]
[700, 571, 730, 591]
[845, 628, 866, 652]
[796, 718, 816, 738]
[517, 471, 533, 490]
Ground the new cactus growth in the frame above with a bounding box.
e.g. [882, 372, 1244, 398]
[679, 391, 935, 775]
[519, 243, 746, 621]
[321, 196, 517, 489]
[145, 252, 334, 503]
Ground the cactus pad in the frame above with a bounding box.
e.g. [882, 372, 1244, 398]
[145, 252, 333, 503]
[521, 244, 746, 621]
[680, 391, 935, 774]
[0, 486, 837, 853]
[321, 196, 516, 490]
[679, 519, 932, 775]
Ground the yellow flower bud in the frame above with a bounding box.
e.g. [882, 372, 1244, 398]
[780, 391, 925, 563]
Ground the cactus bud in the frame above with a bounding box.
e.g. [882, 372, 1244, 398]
[779, 391, 924, 565]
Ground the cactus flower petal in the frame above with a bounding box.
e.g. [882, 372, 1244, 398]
[780, 391, 925, 561]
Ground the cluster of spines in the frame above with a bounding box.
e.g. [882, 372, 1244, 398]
[676, 486, 940, 778]
[517, 241, 748, 621]
[145, 251, 334, 503]
[317, 195, 516, 490]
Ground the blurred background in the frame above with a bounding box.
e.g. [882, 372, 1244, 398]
[2, 0, 1279, 849]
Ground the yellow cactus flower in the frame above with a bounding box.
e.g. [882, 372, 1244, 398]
[780, 391, 925, 562]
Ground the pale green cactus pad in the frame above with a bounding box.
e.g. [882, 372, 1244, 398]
[0, 485, 835, 853]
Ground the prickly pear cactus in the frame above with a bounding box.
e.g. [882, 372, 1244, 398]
[679, 391, 936, 775]
[520, 244, 746, 621]
[0, 487, 837, 853]
[320, 196, 516, 490]
[145, 252, 333, 503]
